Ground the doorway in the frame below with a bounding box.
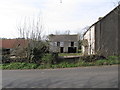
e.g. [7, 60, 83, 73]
[68, 47, 76, 53]
[60, 47, 64, 53]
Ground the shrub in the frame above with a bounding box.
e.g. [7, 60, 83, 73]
[37, 65, 47, 69]
[95, 59, 119, 65]
[107, 56, 118, 60]
[95, 60, 106, 65]
[77, 60, 86, 66]
[2, 55, 11, 63]
[41, 54, 54, 65]
[2, 55, 120, 70]
[79, 55, 106, 62]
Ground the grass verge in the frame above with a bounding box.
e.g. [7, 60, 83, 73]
[1, 57, 120, 70]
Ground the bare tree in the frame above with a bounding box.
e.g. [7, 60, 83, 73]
[80, 26, 90, 40]
[64, 30, 70, 35]
[16, 16, 49, 63]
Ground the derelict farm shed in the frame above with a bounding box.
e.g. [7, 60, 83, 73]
[0, 39, 28, 55]
[82, 5, 120, 57]
[49, 34, 80, 53]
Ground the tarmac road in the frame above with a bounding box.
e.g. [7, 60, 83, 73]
[2, 65, 119, 88]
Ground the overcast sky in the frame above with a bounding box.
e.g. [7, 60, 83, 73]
[0, 0, 118, 38]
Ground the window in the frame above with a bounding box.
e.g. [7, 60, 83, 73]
[57, 42, 60, 46]
[71, 42, 74, 47]
[3, 49, 10, 54]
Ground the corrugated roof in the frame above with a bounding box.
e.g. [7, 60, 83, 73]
[0, 39, 28, 49]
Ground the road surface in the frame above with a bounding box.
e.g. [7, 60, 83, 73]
[2, 65, 119, 88]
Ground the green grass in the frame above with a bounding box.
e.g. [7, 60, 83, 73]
[59, 53, 81, 56]
[41, 53, 54, 64]
[0, 64, 2, 69]
[1, 56, 120, 70]
[1, 62, 38, 69]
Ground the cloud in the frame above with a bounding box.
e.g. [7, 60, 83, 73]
[0, 0, 117, 38]
[0, 0, 41, 38]
[41, 0, 116, 34]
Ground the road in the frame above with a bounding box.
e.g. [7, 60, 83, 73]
[2, 65, 119, 88]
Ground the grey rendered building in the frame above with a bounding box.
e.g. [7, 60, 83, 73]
[82, 5, 120, 57]
[49, 34, 80, 53]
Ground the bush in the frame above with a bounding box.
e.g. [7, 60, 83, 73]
[95, 59, 119, 65]
[80, 55, 106, 62]
[77, 60, 86, 66]
[1, 55, 120, 70]
[37, 65, 47, 69]
[107, 56, 118, 60]
[2, 55, 11, 63]
[41, 54, 54, 65]
[95, 59, 107, 65]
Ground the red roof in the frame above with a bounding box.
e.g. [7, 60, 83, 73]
[0, 39, 28, 49]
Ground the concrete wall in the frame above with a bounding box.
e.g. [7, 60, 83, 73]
[82, 26, 95, 55]
[49, 34, 79, 53]
[94, 6, 120, 57]
[64, 41, 70, 53]
[117, 8, 120, 56]
[98, 8, 118, 57]
[83, 5, 120, 57]
[82, 29, 90, 55]
[90, 26, 95, 54]
[95, 22, 101, 54]
[49, 42, 59, 52]
[49, 41, 78, 53]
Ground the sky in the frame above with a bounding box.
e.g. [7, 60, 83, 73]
[0, 0, 119, 38]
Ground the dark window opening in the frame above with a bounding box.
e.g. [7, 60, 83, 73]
[57, 42, 60, 46]
[2, 49, 10, 54]
[68, 47, 76, 53]
[71, 42, 74, 47]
